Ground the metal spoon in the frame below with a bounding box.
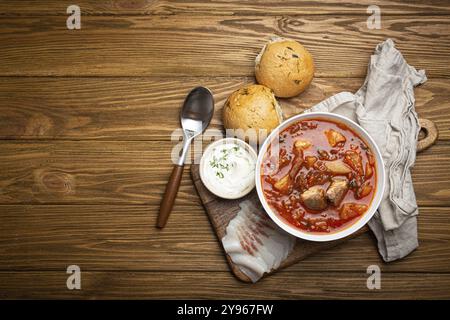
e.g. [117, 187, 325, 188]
[157, 87, 214, 228]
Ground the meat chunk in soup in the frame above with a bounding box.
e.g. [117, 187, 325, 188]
[325, 129, 346, 147]
[324, 159, 352, 175]
[300, 186, 328, 211]
[306, 171, 330, 188]
[326, 177, 349, 207]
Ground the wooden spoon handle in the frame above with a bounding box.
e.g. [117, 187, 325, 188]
[157, 164, 184, 228]
[417, 118, 438, 153]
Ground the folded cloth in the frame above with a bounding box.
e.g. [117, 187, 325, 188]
[305, 39, 426, 261]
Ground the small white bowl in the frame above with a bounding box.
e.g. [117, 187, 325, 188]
[255, 112, 386, 242]
[200, 138, 258, 199]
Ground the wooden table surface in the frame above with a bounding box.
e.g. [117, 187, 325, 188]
[0, 0, 449, 299]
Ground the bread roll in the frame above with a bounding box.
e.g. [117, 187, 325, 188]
[255, 38, 314, 98]
[222, 84, 283, 142]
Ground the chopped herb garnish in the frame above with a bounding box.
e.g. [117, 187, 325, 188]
[209, 156, 219, 168]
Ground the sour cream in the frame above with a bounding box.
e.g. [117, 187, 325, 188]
[200, 138, 257, 199]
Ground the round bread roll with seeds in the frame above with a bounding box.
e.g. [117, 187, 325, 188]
[255, 38, 314, 98]
[223, 84, 283, 143]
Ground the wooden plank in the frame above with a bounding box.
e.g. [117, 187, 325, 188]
[0, 140, 449, 206]
[128, 0, 450, 16]
[0, 204, 448, 273]
[0, 204, 221, 271]
[0, 140, 200, 205]
[0, 270, 449, 299]
[0, 16, 449, 77]
[0, 77, 448, 140]
[0, 0, 449, 16]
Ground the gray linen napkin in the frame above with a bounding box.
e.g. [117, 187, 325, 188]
[305, 39, 426, 261]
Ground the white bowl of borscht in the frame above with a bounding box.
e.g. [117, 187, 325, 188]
[256, 112, 385, 242]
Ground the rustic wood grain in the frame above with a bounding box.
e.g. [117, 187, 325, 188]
[0, 16, 449, 77]
[0, 0, 449, 16]
[0, 0, 449, 299]
[0, 77, 448, 140]
[0, 140, 448, 206]
[0, 140, 197, 205]
[0, 205, 448, 273]
[1, 271, 450, 299]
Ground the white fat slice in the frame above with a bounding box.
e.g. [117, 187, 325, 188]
[221, 200, 296, 282]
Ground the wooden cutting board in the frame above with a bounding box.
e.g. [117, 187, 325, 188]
[190, 118, 438, 283]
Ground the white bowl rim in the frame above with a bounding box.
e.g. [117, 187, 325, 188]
[200, 137, 258, 200]
[255, 112, 386, 242]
